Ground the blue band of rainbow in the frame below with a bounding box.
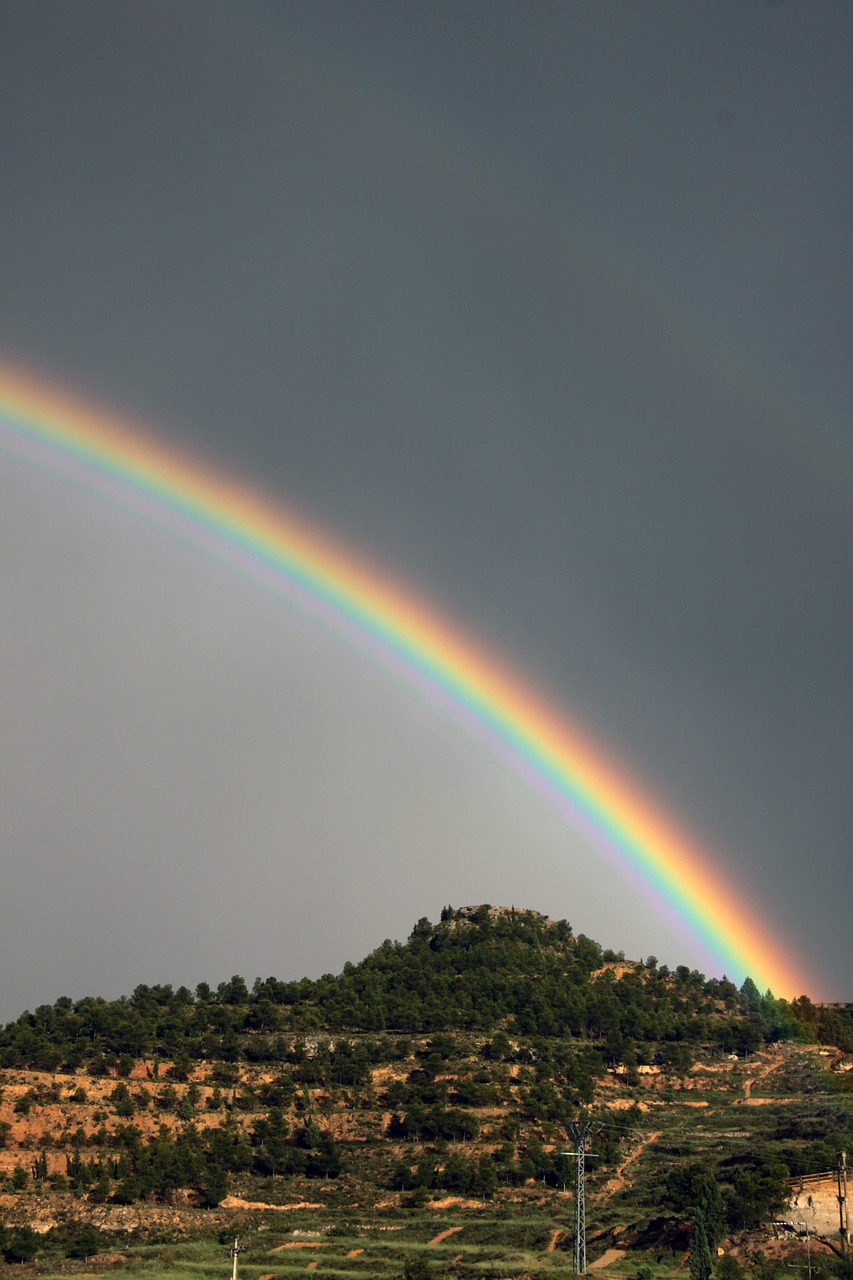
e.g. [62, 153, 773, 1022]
[0, 362, 811, 998]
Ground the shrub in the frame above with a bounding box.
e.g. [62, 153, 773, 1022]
[66, 1225, 103, 1259]
[4, 1227, 39, 1263]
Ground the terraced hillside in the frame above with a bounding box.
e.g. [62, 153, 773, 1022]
[0, 908, 850, 1280]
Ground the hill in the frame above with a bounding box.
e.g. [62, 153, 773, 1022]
[0, 907, 851, 1280]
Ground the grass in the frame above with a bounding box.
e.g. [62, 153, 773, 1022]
[30, 1208, 583, 1280]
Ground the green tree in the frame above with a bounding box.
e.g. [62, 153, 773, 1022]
[167, 1051, 193, 1081]
[474, 1154, 498, 1198]
[111, 1081, 135, 1118]
[666, 1164, 726, 1248]
[176, 1095, 195, 1121]
[402, 1255, 435, 1280]
[714, 1260, 746, 1280]
[3, 1227, 39, 1263]
[66, 1225, 102, 1260]
[690, 1208, 714, 1280]
[251, 1107, 291, 1177]
[725, 1160, 789, 1231]
[199, 1163, 229, 1208]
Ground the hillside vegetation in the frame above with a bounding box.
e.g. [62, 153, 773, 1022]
[0, 907, 851, 1280]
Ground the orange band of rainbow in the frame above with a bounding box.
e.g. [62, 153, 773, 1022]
[0, 363, 811, 998]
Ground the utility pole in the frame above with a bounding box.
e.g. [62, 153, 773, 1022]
[230, 1238, 242, 1280]
[563, 1121, 603, 1275]
[838, 1151, 850, 1256]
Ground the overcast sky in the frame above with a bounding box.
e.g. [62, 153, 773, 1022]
[0, 1, 850, 1019]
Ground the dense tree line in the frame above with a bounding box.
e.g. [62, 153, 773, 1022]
[10, 1108, 342, 1206]
[2, 909, 848, 1071]
[665, 1156, 791, 1238]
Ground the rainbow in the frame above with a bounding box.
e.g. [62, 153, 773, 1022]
[0, 362, 809, 998]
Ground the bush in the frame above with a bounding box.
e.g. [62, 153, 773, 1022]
[199, 1165, 229, 1208]
[402, 1253, 435, 1280]
[4, 1227, 39, 1263]
[66, 1226, 103, 1259]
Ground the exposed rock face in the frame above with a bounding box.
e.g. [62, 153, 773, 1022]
[0, 1191, 239, 1236]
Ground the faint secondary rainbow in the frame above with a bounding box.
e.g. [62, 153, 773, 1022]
[193, 2, 852, 509]
[0, 363, 809, 997]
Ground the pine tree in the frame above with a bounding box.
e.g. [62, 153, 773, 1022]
[690, 1207, 714, 1280]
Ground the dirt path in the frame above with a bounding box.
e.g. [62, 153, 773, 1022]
[737, 1057, 781, 1104]
[589, 1248, 626, 1271]
[272, 1242, 329, 1251]
[428, 1226, 463, 1247]
[599, 1131, 661, 1199]
[546, 1229, 563, 1253]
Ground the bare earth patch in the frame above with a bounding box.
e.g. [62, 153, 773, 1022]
[589, 1248, 626, 1270]
[221, 1197, 324, 1211]
[429, 1226, 463, 1246]
[428, 1197, 482, 1210]
[787, 1174, 845, 1236]
[274, 1242, 330, 1251]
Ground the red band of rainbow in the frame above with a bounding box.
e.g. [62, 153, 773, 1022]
[0, 363, 811, 998]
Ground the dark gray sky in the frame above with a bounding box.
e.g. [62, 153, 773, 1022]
[1, 1, 850, 1018]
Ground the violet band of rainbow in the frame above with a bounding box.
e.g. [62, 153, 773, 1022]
[0, 362, 811, 998]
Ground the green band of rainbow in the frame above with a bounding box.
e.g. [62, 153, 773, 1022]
[0, 363, 809, 997]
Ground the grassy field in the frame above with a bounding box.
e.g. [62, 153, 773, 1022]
[30, 1208, 598, 1280]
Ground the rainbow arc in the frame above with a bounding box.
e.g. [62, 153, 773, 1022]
[0, 363, 809, 998]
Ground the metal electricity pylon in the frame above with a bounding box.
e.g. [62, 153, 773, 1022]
[562, 1121, 604, 1274]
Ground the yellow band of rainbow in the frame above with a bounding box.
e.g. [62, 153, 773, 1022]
[0, 362, 811, 998]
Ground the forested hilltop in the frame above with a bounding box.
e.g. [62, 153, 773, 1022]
[2, 906, 850, 1069]
[0, 908, 851, 1280]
